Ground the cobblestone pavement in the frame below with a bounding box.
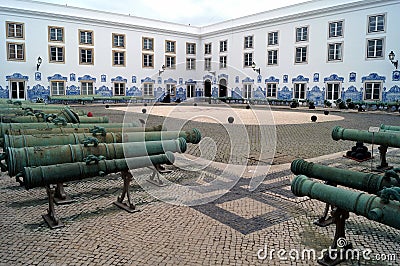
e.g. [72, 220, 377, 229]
[0, 103, 399, 265]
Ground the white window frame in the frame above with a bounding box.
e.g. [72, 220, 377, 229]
[364, 81, 381, 101]
[204, 57, 211, 70]
[296, 26, 308, 42]
[7, 42, 25, 61]
[143, 53, 153, 68]
[165, 55, 176, 69]
[328, 21, 344, 38]
[366, 38, 384, 59]
[10, 80, 25, 99]
[79, 30, 93, 45]
[367, 14, 386, 33]
[244, 52, 253, 67]
[51, 81, 65, 96]
[48, 26, 64, 42]
[295, 46, 308, 64]
[220, 40, 228, 52]
[186, 58, 196, 70]
[244, 35, 253, 49]
[243, 83, 252, 99]
[49, 45, 65, 63]
[186, 43, 196, 55]
[205, 43, 212, 55]
[113, 82, 125, 96]
[268, 31, 279, 46]
[113, 33, 125, 48]
[293, 83, 306, 99]
[79, 48, 94, 65]
[220, 56, 227, 69]
[81, 81, 94, 95]
[6, 21, 24, 39]
[267, 49, 278, 65]
[165, 40, 176, 53]
[327, 42, 343, 62]
[143, 83, 153, 96]
[266, 83, 277, 98]
[326, 82, 341, 101]
[186, 84, 195, 98]
[142, 37, 153, 51]
[113, 50, 125, 66]
[166, 84, 176, 97]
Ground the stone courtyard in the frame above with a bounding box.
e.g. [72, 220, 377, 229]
[0, 103, 399, 265]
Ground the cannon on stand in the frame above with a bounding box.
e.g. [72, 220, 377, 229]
[291, 175, 400, 266]
[291, 159, 400, 226]
[332, 126, 400, 171]
[22, 152, 175, 229]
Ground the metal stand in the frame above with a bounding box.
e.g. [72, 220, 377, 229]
[314, 182, 336, 227]
[42, 185, 64, 229]
[317, 208, 352, 266]
[376, 145, 393, 171]
[114, 170, 140, 213]
[53, 183, 75, 205]
[147, 164, 169, 187]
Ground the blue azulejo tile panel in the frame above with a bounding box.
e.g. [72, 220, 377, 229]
[383, 85, 400, 102]
[27, 84, 50, 102]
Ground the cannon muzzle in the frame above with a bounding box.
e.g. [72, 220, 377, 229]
[291, 175, 400, 230]
[380, 124, 400, 131]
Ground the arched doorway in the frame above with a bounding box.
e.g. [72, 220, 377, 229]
[219, 78, 227, 97]
[204, 79, 212, 97]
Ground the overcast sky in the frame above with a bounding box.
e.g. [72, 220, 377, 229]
[37, 0, 311, 26]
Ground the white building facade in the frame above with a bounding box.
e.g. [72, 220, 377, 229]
[1, 0, 399, 104]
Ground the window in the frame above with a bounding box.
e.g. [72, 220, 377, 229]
[142, 37, 153, 51]
[266, 83, 277, 98]
[114, 82, 125, 96]
[79, 30, 93, 45]
[220, 40, 227, 52]
[205, 43, 212, 54]
[48, 26, 64, 42]
[367, 38, 384, 58]
[113, 51, 125, 66]
[165, 56, 176, 68]
[326, 83, 340, 100]
[10, 81, 25, 99]
[143, 54, 153, 68]
[187, 84, 195, 98]
[296, 26, 308, 42]
[267, 50, 278, 65]
[220, 56, 227, 69]
[79, 48, 93, 64]
[186, 43, 196, 55]
[81, 82, 94, 95]
[368, 14, 385, 33]
[329, 21, 343, 38]
[244, 36, 253, 49]
[294, 83, 306, 99]
[295, 46, 308, 63]
[243, 84, 252, 99]
[204, 58, 211, 70]
[49, 46, 64, 62]
[186, 58, 196, 70]
[364, 82, 381, 100]
[51, 81, 65, 95]
[165, 40, 176, 53]
[7, 42, 24, 61]
[143, 83, 153, 96]
[244, 53, 253, 67]
[113, 34, 125, 48]
[166, 84, 176, 96]
[328, 43, 342, 61]
[268, 31, 278, 45]
[6, 22, 24, 39]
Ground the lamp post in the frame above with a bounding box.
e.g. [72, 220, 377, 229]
[36, 56, 42, 71]
[252, 62, 260, 75]
[388, 51, 398, 69]
[158, 65, 166, 76]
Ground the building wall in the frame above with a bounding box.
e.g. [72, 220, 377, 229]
[1, 0, 399, 103]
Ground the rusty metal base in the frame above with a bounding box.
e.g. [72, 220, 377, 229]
[113, 201, 140, 213]
[42, 214, 64, 229]
[374, 165, 393, 172]
[343, 155, 373, 162]
[314, 217, 335, 227]
[54, 195, 75, 205]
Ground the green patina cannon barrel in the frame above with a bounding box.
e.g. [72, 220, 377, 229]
[4, 128, 201, 148]
[291, 175, 400, 230]
[23, 152, 175, 189]
[380, 124, 400, 131]
[332, 126, 400, 148]
[291, 159, 399, 194]
[6, 138, 186, 176]
[6, 125, 163, 136]
[0, 122, 138, 137]
[75, 116, 109, 124]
